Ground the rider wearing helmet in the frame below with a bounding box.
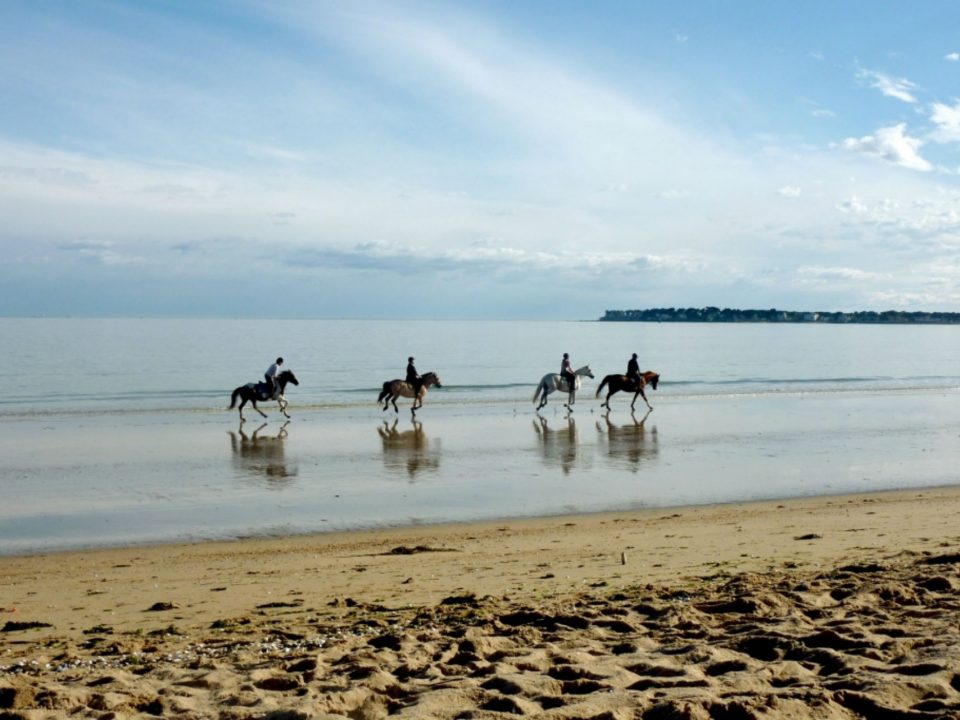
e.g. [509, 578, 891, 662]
[406, 356, 423, 399]
[560, 353, 576, 391]
[627, 352, 640, 389]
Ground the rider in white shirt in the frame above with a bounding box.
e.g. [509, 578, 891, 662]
[265, 357, 284, 397]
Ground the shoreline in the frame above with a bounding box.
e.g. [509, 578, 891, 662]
[3, 486, 960, 717]
[4, 481, 960, 561]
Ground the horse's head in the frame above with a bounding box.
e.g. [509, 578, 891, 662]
[424, 371, 442, 388]
[646, 372, 659, 390]
[576, 365, 594, 379]
[280, 370, 299, 386]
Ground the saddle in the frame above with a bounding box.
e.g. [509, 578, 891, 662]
[248, 382, 276, 401]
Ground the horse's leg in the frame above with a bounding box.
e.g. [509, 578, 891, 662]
[391, 394, 399, 414]
[251, 398, 267, 419]
[631, 391, 639, 411]
[603, 389, 614, 411]
[639, 386, 652, 410]
[279, 396, 290, 419]
[238, 397, 247, 423]
[538, 387, 549, 411]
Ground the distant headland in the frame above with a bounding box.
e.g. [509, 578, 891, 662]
[599, 307, 960, 324]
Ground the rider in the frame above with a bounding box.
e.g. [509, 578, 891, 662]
[406, 356, 423, 399]
[265, 357, 284, 398]
[626, 352, 641, 389]
[560, 352, 576, 391]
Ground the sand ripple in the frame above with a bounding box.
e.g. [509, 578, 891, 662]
[3, 551, 960, 719]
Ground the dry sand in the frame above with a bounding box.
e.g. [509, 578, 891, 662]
[3, 487, 960, 719]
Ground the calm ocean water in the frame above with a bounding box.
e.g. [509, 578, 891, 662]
[1, 318, 959, 554]
[1, 318, 959, 415]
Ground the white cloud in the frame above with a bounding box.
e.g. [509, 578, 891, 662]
[778, 186, 802, 198]
[836, 195, 868, 215]
[857, 69, 918, 104]
[930, 100, 960, 143]
[945, 52, 960, 62]
[811, 108, 836, 118]
[841, 124, 932, 172]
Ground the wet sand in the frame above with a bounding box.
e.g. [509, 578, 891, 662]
[3, 487, 960, 718]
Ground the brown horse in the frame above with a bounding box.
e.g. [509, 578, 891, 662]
[595, 370, 659, 411]
[377, 371, 442, 415]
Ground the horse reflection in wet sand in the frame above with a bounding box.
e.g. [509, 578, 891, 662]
[596, 410, 658, 469]
[377, 419, 440, 479]
[377, 372, 442, 416]
[596, 371, 660, 411]
[532, 415, 585, 475]
[227, 421, 296, 485]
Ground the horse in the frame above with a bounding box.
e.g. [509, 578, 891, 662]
[596, 370, 659, 411]
[377, 371, 442, 415]
[228, 369, 299, 421]
[532, 365, 594, 411]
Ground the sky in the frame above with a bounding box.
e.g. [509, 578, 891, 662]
[2, 1, 960, 319]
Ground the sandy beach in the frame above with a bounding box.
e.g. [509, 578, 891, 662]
[3, 487, 960, 718]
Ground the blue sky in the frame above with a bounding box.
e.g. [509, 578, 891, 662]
[2, 1, 959, 318]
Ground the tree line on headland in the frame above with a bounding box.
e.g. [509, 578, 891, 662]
[599, 307, 960, 324]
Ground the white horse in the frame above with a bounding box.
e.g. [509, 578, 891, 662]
[532, 365, 594, 411]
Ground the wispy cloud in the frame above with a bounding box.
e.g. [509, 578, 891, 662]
[778, 186, 802, 198]
[857, 69, 918, 103]
[945, 52, 960, 62]
[58, 241, 143, 266]
[797, 265, 889, 282]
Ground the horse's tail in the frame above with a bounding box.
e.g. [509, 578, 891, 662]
[377, 381, 392, 406]
[532, 380, 545, 404]
[228, 387, 241, 410]
[595, 376, 609, 398]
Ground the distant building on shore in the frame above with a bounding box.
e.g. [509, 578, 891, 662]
[599, 307, 960, 324]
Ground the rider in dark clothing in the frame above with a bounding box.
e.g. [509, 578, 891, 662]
[627, 353, 640, 389]
[406, 356, 423, 399]
[560, 353, 576, 391]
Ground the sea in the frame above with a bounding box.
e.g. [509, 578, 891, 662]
[1, 317, 959, 555]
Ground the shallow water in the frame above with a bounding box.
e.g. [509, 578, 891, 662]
[2, 387, 958, 555]
[3, 318, 960, 416]
[2, 318, 960, 553]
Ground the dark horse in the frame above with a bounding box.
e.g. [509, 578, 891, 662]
[595, 370, 660, 411]
[377, 371, 442, 416]
[228, 369, 299, 421]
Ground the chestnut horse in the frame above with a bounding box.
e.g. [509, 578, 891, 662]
[596, 370, 660, 411]
[377, 371, 442, 415]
